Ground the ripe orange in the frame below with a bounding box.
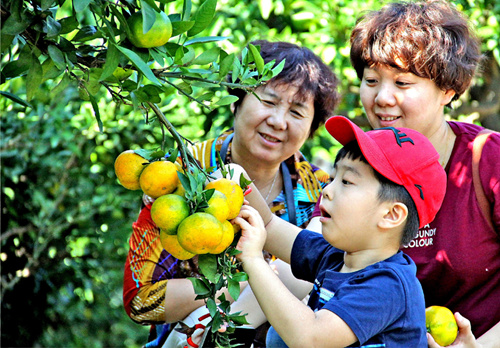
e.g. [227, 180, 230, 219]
[177, 213, 223, 254]
[426, 306, 458, 346]
[210, 220, 235, 254]
[159, 230, 195, 260]
[204, 190, 230, 222]
[127, 11, 172, 48]
[139, 160, 179, 199]
[204, 178, 244, 219]
[150, 194, 190, 234]
[114, 150, 149, 190]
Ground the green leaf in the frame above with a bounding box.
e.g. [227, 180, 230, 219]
[1, 12, 31, 35]
[187, 0, 217, 36]
[1, 59, 30, 80]
[214, 95, 238, 107]
[188, 277, 211, 296]
[230, 271, 248, 282]
[26, 55, 43, 101]
[0, 91, 32, 108]
[184, 36, 229, 46]
[249, 44, 264, 75]
[116, 46, 161, 86]
[181, 47, 196, 65]
[141, 0, 161, 14]
[227, 278, 240, 302]
[271, 59, 286, 77]
[219, 53, 235, 80]
[52, 73, 72, 97]
[182, 0, 193, 21]
[170, 20, 195, 37]
[150, 48, 165, 67]
[86, 68, 102, 96]
[0, 33, 14, 55]
[44, 15, 62, 37]
[198, 253, 218, 283]
[88, 93, 103, 132]
[192, 47, 220, 65]
[73, 0, 92, 13]
[99, 44, 120, 82]
[134, 149, 165, 161]
[228, 313, 249, 325]
[72, 26, 99, 42]
[140, 1, 158, 33]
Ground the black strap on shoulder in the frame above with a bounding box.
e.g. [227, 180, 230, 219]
[220, 133, 234, 163]
[281, 162, 296, 226]
[219, 132, 296, 225]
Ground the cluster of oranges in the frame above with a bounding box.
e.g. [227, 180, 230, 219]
[114, 150, 244, 260]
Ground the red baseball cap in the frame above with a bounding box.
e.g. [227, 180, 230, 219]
[325, 116, 446, 228]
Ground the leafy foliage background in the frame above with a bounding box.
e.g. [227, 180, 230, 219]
[1, 0, 499, 347]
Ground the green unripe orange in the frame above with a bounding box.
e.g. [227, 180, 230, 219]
[127, 11, 172, 48]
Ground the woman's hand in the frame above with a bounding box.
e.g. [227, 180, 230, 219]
[427, 312, 481, 348]
[233, 205, 268, 264]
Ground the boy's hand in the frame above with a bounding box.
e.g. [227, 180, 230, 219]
[233, 205, 268, 263]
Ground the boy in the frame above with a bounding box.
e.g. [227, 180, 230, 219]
[233, 116, 447, 347]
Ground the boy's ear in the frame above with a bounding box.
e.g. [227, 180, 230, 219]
[378, 202, 408, 230]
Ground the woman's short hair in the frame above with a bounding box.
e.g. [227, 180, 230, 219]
[228, 40, 340, 137]
[350, 0, 482, 103]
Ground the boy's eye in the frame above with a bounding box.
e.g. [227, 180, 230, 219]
[341, 179, 352, 185]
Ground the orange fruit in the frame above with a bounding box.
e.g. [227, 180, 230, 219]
[127, 11, 172, 48]
[210, 220, 235, 254]
[150, 194, 190, 234]
[204, 178, 244, 219]
[426, 306, 458, 346]
[114, 150, 149, 190]
[177, 213, 223, 254]
[139, 161, 179, 199]
[159, 230, 195, 260]
[204, 190, 230, 222]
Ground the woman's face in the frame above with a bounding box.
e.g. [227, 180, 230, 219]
[360, 65, 455, 138]
[232, 82, 315, 166]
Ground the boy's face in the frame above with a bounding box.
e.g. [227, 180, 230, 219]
[319, 156, 385, 252]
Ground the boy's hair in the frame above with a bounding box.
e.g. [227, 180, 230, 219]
[350, 0, 482, 104]
[335, 141, 419, 245]
[228, 40, 340, 137]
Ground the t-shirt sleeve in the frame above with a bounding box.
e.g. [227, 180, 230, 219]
[291, 230, 337, 282]
[321, 268, 407, 344]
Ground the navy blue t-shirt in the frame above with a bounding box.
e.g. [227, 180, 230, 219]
[285, 230, 427, 347]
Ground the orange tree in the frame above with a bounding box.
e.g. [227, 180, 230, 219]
[1, 0, 281, 346]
